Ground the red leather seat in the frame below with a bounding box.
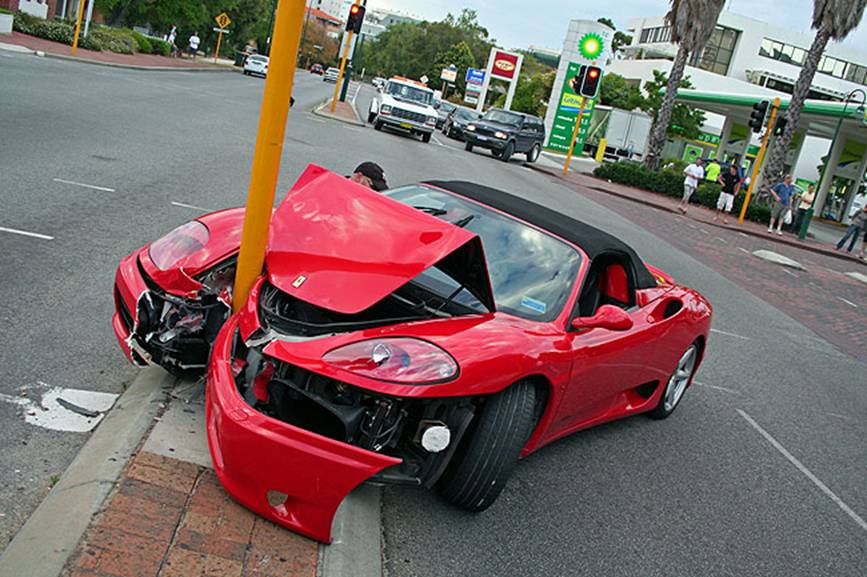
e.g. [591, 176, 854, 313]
[602, 263, 629, 305]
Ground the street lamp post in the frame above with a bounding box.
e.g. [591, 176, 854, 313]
[799, 89, 866, 240]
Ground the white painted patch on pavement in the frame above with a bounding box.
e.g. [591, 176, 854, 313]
[694, 381, 740, 394]
[0, 383, 118, 432]
[711, 328, 751, 340]
[738, 247, 750, 254]
[844, 271, 867, 285]
[172, 201, 214, 212]
[52, 178, 116, 192]
[431, 135, 446, 147]
[737, 409, 867, 534]
[752, 250, 806, 270]
[836, 296, 858, 308]
[0, 226, 54, 240]
[783, 269, 799, 278]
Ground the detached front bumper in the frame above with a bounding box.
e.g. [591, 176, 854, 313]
[206, 315, 401, 543]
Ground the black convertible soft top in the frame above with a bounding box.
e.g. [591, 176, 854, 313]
[424, 180, 658, 289]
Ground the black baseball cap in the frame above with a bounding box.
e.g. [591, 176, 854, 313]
[354, 162, 388, 191]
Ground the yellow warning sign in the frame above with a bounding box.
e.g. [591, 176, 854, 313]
[214, 12, 232, 29]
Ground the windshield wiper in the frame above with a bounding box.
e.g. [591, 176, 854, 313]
[414, 205, 448, 216]
[452, 215, 475, 228]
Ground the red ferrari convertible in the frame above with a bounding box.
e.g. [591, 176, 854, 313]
[113, 165, 712, 542]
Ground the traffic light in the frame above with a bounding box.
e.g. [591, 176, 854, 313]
[346, 3, 365, 33]
[774, 116, 788, 136]
[569, 65, 587, 94]
[749, 100, 769, 133]
[580, 66, 602, 98]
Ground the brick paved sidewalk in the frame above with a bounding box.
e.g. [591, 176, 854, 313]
[535, 165, 865, 265]
[62, 452, 318, 577]
[2, 32, 229, 70]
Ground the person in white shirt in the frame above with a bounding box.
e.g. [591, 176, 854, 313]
[679, 158, 705, 215]
[187, 32, 200, 58]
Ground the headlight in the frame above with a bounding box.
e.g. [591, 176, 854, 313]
[148, 221, 209, 271]
[380, 105, 392, 114]
[466, 124, 476, 131]
[322, 338, 458, 384]
[426, 116, 437, 126]
[494, 131, 508, 139]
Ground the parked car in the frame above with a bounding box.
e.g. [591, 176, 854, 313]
[309, 63, 324, 75]
[243, 54, 269, 77]
[433, 100, 457, 129]
[442, 107, 480, 140]
[112, 164, 712, 544]
[464, 108, 546, 163]
[323, 67, 340, 82]
[372, 76, 386, 89]
[368, 76, 438, 143]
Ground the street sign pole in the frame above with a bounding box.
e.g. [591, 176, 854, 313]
[214, 30, 224, 64]
[738, 97, 781, 225]
[71, 0, 87, 56]
[563, 98, 588, 175]
[232, 0, 305, 312]
[330, 6, 358, 113]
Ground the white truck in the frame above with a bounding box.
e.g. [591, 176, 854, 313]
[585, 106, 653, 161]
[368, 77, 438, 143]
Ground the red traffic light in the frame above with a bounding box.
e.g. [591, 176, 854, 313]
[587, 69, 599, 79]
[350, 5, 360, 14]
[346, 3, 365, 33]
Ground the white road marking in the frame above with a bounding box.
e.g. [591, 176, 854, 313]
[738, 247, 750, 254]
[783, 269, 800, 278]
[694, 381, 740, 394]
[738, 232, 750, 238]
[430, 135, 446, 147]
[171, 201, 214, 212]
[836, 297, 858, 309]
[711, 328, 751, 340]
[686, 223, 698, 230]
[0, 226, 54, 240]
[0, 383, 118, 433]
[737, 409, 867, 534]
[714, 237, 728, 244]
[827, 412, 853, 422]
[52, 178, 115, 192]
[699, 228, 710, 235]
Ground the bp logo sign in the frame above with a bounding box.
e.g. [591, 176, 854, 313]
[579, 33, 604, 60]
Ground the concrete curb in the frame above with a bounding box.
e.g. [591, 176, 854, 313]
[41, 51, 240, 72]
[312, 99, 365, 127]
[528, 164, 867, 266]
[317, 484, 382, 577]
[0, 41, 35, 54]
[0, 367, 174, 577]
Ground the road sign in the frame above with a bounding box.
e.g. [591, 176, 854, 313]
[440, 66, 457, 83]
[213, 27, 231, 34]
[215, 12, 232, 29]
[420, 75, 429, 84]
[465, 68, 485, 85]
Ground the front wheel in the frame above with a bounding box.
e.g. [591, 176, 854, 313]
[437, 381, 537, 512]
[422, 132, 431, 143]
[526, 143, 541, 163]
[648, 342, 699, 419]
[374, 120, 383, 131]
[499, 141, 514, 162]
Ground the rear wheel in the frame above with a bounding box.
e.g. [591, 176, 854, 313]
[422, 132, 432, 143]
[500, 141, 514, 162]
[526, 143, 541, 163]
[648, 342, 699, 419]
[374, 120, 383, 131]
[437, 381, 537, 512]
[464, 142, 473, 152]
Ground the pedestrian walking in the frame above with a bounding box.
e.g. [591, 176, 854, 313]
[713, 164, 741, 225]
[679, 158, 704, 215]
[187, 32, 200, 59]
[704, 159, 721, 184]
[835, 205, 867, 252]
[167, 25, 177, 46]
[348, 162, 388, 191]
[768, 175, 796, 235]
[791, 183, 816, 233]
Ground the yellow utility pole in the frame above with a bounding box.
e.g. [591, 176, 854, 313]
[738, 97, 781, 225]
[330, 0, 360, 113]
[563, 98, 588, 175]
[232, 0, 306, 312]
[214, 30, 224, 64]
[71, 0, 87, 56]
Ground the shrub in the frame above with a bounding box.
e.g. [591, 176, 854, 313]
[0, 8, 12, 14]
[89, 27, 135, 54]
[131, 31, 152, 54]
[593, 160, 771, 224]
[150, 38, 171, 57]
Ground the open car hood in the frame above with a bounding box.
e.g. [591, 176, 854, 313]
[265, 165, 496, 315]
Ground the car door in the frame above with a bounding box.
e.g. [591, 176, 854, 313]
[516, 119, 533, 152]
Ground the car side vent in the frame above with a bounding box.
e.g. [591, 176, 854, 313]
[663, 300, 683, 319]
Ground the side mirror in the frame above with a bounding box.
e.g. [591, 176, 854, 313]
[571, 305, 634, 332]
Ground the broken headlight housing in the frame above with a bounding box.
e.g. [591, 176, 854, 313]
[149, 221, 209, 271]
[322, 338, 458, 384]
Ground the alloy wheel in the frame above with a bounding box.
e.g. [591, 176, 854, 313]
[663, 345, 697, 412]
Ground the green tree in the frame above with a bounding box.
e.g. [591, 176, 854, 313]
[641, 70, 705, 140]
[433, 41, 476, 93]
[643, 0, 725, 169]
[506, 70, 556, 116]
[599, 72, 644, 110]
[760, 0, 867, 194]
[597, 17, 633, 53]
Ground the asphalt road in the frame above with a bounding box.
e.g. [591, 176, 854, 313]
[1, 53, 865, 577]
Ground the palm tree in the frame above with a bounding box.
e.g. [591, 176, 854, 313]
[644, 0, 726, 170]
[759, 0, 867, 194]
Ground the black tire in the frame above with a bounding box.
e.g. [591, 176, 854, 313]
[374, 120, 383, 131]
[526, 143, 541, 163]
[648, 342, 700, 420]
[500, 141, 514, 162]
[367, 111, 376, 124]
[243, 70, 249, 76]
[422, 132, 432, 143]
[437, 381, 537, 512]
[465, 142, 473, 152]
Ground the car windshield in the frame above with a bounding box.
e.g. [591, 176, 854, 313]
[439, 102, 456, 113]
[384, 185, 582, 322]
[249, 56, 267, 63]
[483, 110, 523, 127]
[386, 82, 432, 105]
[455, 108, 477, 121]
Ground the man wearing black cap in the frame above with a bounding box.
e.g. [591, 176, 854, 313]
[349, 162, 388, 191]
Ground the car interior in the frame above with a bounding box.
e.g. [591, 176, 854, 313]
[576, 253, 637, 318]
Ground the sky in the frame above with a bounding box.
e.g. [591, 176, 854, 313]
[369, 0, 867, 55]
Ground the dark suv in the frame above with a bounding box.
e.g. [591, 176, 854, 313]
[463, 108, 545, 163]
